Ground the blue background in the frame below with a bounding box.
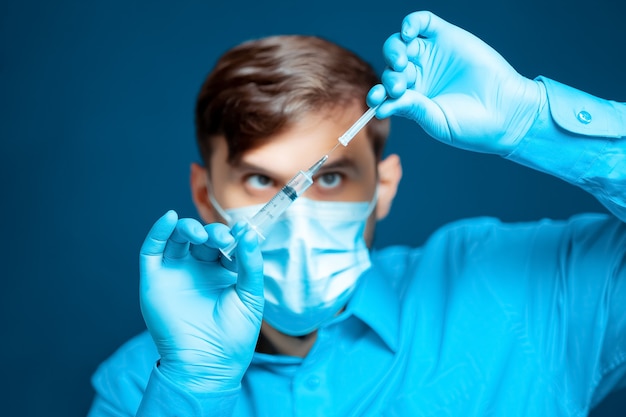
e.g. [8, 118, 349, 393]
[1, 0, 624, 415]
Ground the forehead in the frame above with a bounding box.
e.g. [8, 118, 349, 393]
[211, 104, 378, 179]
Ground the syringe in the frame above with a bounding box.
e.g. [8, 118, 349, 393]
[219, 154, 328, 261]
[338, 103, 382, 146]
[218, 102, 382, 263]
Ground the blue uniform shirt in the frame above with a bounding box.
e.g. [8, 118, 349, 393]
[88, 78, 626, 416]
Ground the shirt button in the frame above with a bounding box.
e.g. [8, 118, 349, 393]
[576, 110, 592, 124]
[305, 375, 321, 390]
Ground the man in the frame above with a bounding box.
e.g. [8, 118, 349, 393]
[88, 11, 625, 416]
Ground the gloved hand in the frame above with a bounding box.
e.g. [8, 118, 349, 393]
[367, 11, 546, 155]
[139, 210, 264, 392]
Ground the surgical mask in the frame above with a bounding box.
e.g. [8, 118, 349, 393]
[210, 192, 377, 336]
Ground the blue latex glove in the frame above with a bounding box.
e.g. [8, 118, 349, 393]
[139, 210, 264, 392]
[367, 11, 546, 155]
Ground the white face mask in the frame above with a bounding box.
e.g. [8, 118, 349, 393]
[210, 192, 376, 336]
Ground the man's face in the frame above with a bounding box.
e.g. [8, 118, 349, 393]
[191, 103, 401, 245]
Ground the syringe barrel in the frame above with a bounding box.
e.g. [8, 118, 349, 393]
[284, 170, 314, 196]
[218, 167, 316, 263]
[243, 168, 314, 239]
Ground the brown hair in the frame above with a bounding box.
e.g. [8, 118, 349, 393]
[195, 35, 390, 168]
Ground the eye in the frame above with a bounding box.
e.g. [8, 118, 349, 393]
[245, 174, 274, 190]
[316, 172, 342, 189]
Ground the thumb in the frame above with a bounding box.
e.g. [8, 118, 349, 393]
[378, 91, 451, 141]
[140, 210, 178, 270]
[234, 230, 265, 314]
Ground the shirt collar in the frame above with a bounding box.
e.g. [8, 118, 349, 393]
[343, 259, 400, 352]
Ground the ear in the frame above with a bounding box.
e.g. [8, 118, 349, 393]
[190, 162, 217, 223]
[375, 153, 402, 220]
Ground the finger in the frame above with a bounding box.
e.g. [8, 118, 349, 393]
[366, 84, 387, 108]
[230, 221, 248, 239]
[163, 218, 208, 259]
[140, 210, 178, 258]
[404, 63, 418, 89]
[234, 230, 264, 314]
[401, 10, 443, 41]
[381, 68, 408, 99]
[190, 222, 233, 262]
[382, 33, 408, 71]
[405, 37, 426, 63]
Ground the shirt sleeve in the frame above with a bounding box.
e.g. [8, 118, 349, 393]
[86, 331, 242, 417]
[87, 332, 157, 417]
[134, 364, 240, 417]
[551, 215, 626, 408]
[505, 76, 626, 222]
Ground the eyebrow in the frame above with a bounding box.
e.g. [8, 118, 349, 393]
[317, 155, 358, 172]
[235, 154, 359, 176]
[232, 160, 276, 176]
